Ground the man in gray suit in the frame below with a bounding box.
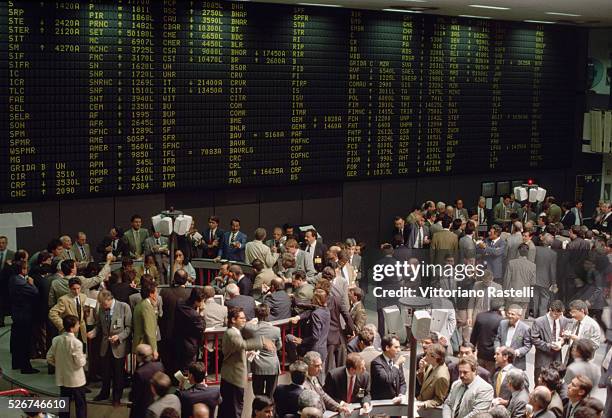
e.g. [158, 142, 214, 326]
[503, 244, 536, 311]
[245, 228, 279, 268]
[146, 371, 180, 418]
[243, 304, 282, 397]
[563, 299, 602, 362]
[505, 222, 524, 261]
[504, 369, 529, 418]
[534, 234, 557, 318]
[88, 289, 132, 405]
[477, 225, 506, 283]
[284, 239, 316, 281]
[494, 305, 532, 370]
[459, 222, 477, 262]
[564, 338, 600, 394]
[491, 347, 529, 403]
[443, 356, 494, 418]
[143, 229, 169, 273]
[531, 300, 570, 383]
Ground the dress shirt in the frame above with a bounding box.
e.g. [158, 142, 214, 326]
[478, 207, 485, 224]
[547, 314, 560, 342]
[346, 369, 354, 402]
[505, 323, 517, 347]
[414, 227, 424, 248]
[491, 237, 500, 246]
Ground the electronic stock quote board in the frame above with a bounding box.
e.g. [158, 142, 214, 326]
[1, 0, 581, 201]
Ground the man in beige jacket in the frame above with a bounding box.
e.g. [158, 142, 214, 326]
[49, 277, 88, 344]
[47, 314, 87, 418]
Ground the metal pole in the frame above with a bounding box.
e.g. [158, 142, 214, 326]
[407, 326, 416, 418]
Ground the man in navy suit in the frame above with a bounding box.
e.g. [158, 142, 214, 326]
[371, 334, 406, 401]
[225, 283, 256, 321]
[130, 344, 164, 418]
[176, 362, 221, 418]
[392, 216, 411, 247]
[274, 360, 307, 418]
[231, 264, 253, 297]
[324, 353, 371, 407]
[477, 225, 507, 283]
[217, 218, 247, 262]
[202, 216, 224, 259]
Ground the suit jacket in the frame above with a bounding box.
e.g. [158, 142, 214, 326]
[454, 208, 470, 221]
[564, 315, 602, 355]
[220, 326, 263, 388]
[494, 320, 532, 370]
[143, 236, 169, 271]
[392, 225, 412, 246]
[370, 354, 407, 400]
[97, 236, 128, 259]
[503, 256, 536, 302]
[531, 314, 570, 369]
[72, 243, 93, 264]
[159, 286, 191, 340]
[123, 228, 149, 258]
[328, 280, 354, 345]
[560, 211, 576, 229]
[145, 394, 180, 418]
[274, 383, 303, 417]
[459, 235, 477, 261]
[109, 282, 139, 304]
[218, 230, 247, 262]
[203, 298, 227, 328]
[91, 300, 132, 358]
[491, 365, 529, 399]
[535, 246, 557, 288]
[263, 290, 292, 321]
[471, 310, 503, 361]
[302, 241, 327, 272]
[174, 300, 205, 365]
[236, 274, 253, 297]
[493, 202, 511, 224]
[430, 229, 458, 265]
[58, 248, 76, 261]
[505, 233, 523, 261]
[547, 204, 562, 223]
[350, 301, 367, 333]
[48, 293, 88, 341]
[225, 294, 256, 321]
[48, 264, 109, 307]
[324, 366, 371, 405]
[407, 224, 430, 248]
[129, 360, 164, 418]
[243, 321, 282, 375]
[472, 206, 492, 226]
[0, 249, 15, 270]
[417, 363, 450, 408]
[442, 375, 494, 418]
[176, 384, 221, 418]
[303, 375, 340, 412]
[253, 268, 278, 294]
[298, 306, 330, 360]
[46, 332, 87, 388]
[548, 391, 564, 418]
[534, 410, 557, 418]
[295, 249, 317, 280]
[132, 298, 159, 353]
[9, 274, 39, 322]
[478, 237, 507, 279]
[202, 227, 224, 258]
[245, 240, 279, 269]
[508, 388, 529, 418]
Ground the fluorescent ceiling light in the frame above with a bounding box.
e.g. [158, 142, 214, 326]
[523, 19, 555, 24]
[297, 2, 342, 6]
[383, 8, 423, 13]
[468, 4, 510, 10]
[459, 14, 492, 19]
[545, 12, 581, 17]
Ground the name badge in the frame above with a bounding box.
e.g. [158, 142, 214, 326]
[314, 257, 322, 264]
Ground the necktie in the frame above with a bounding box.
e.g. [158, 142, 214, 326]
[112, 240, 117, 251]
[495, 371, 503, 396]
[105, 309, 111, 333]
[479, 208, 483, 224]
[80, 246, 86, 259]
[156, 238, 160, 246]
[230, 232, 235, 243]
[210, 230, 213, 242]
[306, 245, 311, 253]
[552, 319, 557, 341]
[76, 297, 81, 320]
[417, 228, 422, 248]
[575, 320, 581, 337]
[134, 230, 141, 255]
[347, 375, 354, 403]
[454, 385, 468, 418]
[0, 250, 4, 266]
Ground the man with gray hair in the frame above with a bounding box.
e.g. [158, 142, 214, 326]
[488, 405, 510, 418]
[192, 403, 210, 418]
[224, 283, 256, 321]
[58, 235, 75, 261]
[298, 389, 321, 411]
[503, 369, 529, 418]
[302, 351, 350, 414]
[300, 406, 323, 418]
[494, 304, 531, 370]
[245, 228, 279, 268]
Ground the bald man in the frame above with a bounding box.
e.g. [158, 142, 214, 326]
[192, 403, 210, 418]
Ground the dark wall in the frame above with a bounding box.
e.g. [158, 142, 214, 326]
[1, 167, 585, 255]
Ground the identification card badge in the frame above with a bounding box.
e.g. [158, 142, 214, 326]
[314, 257, 322, 264]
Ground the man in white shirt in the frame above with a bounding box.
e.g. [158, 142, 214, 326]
[47, 315, 87, 418]
[563, 299, 602, 364]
